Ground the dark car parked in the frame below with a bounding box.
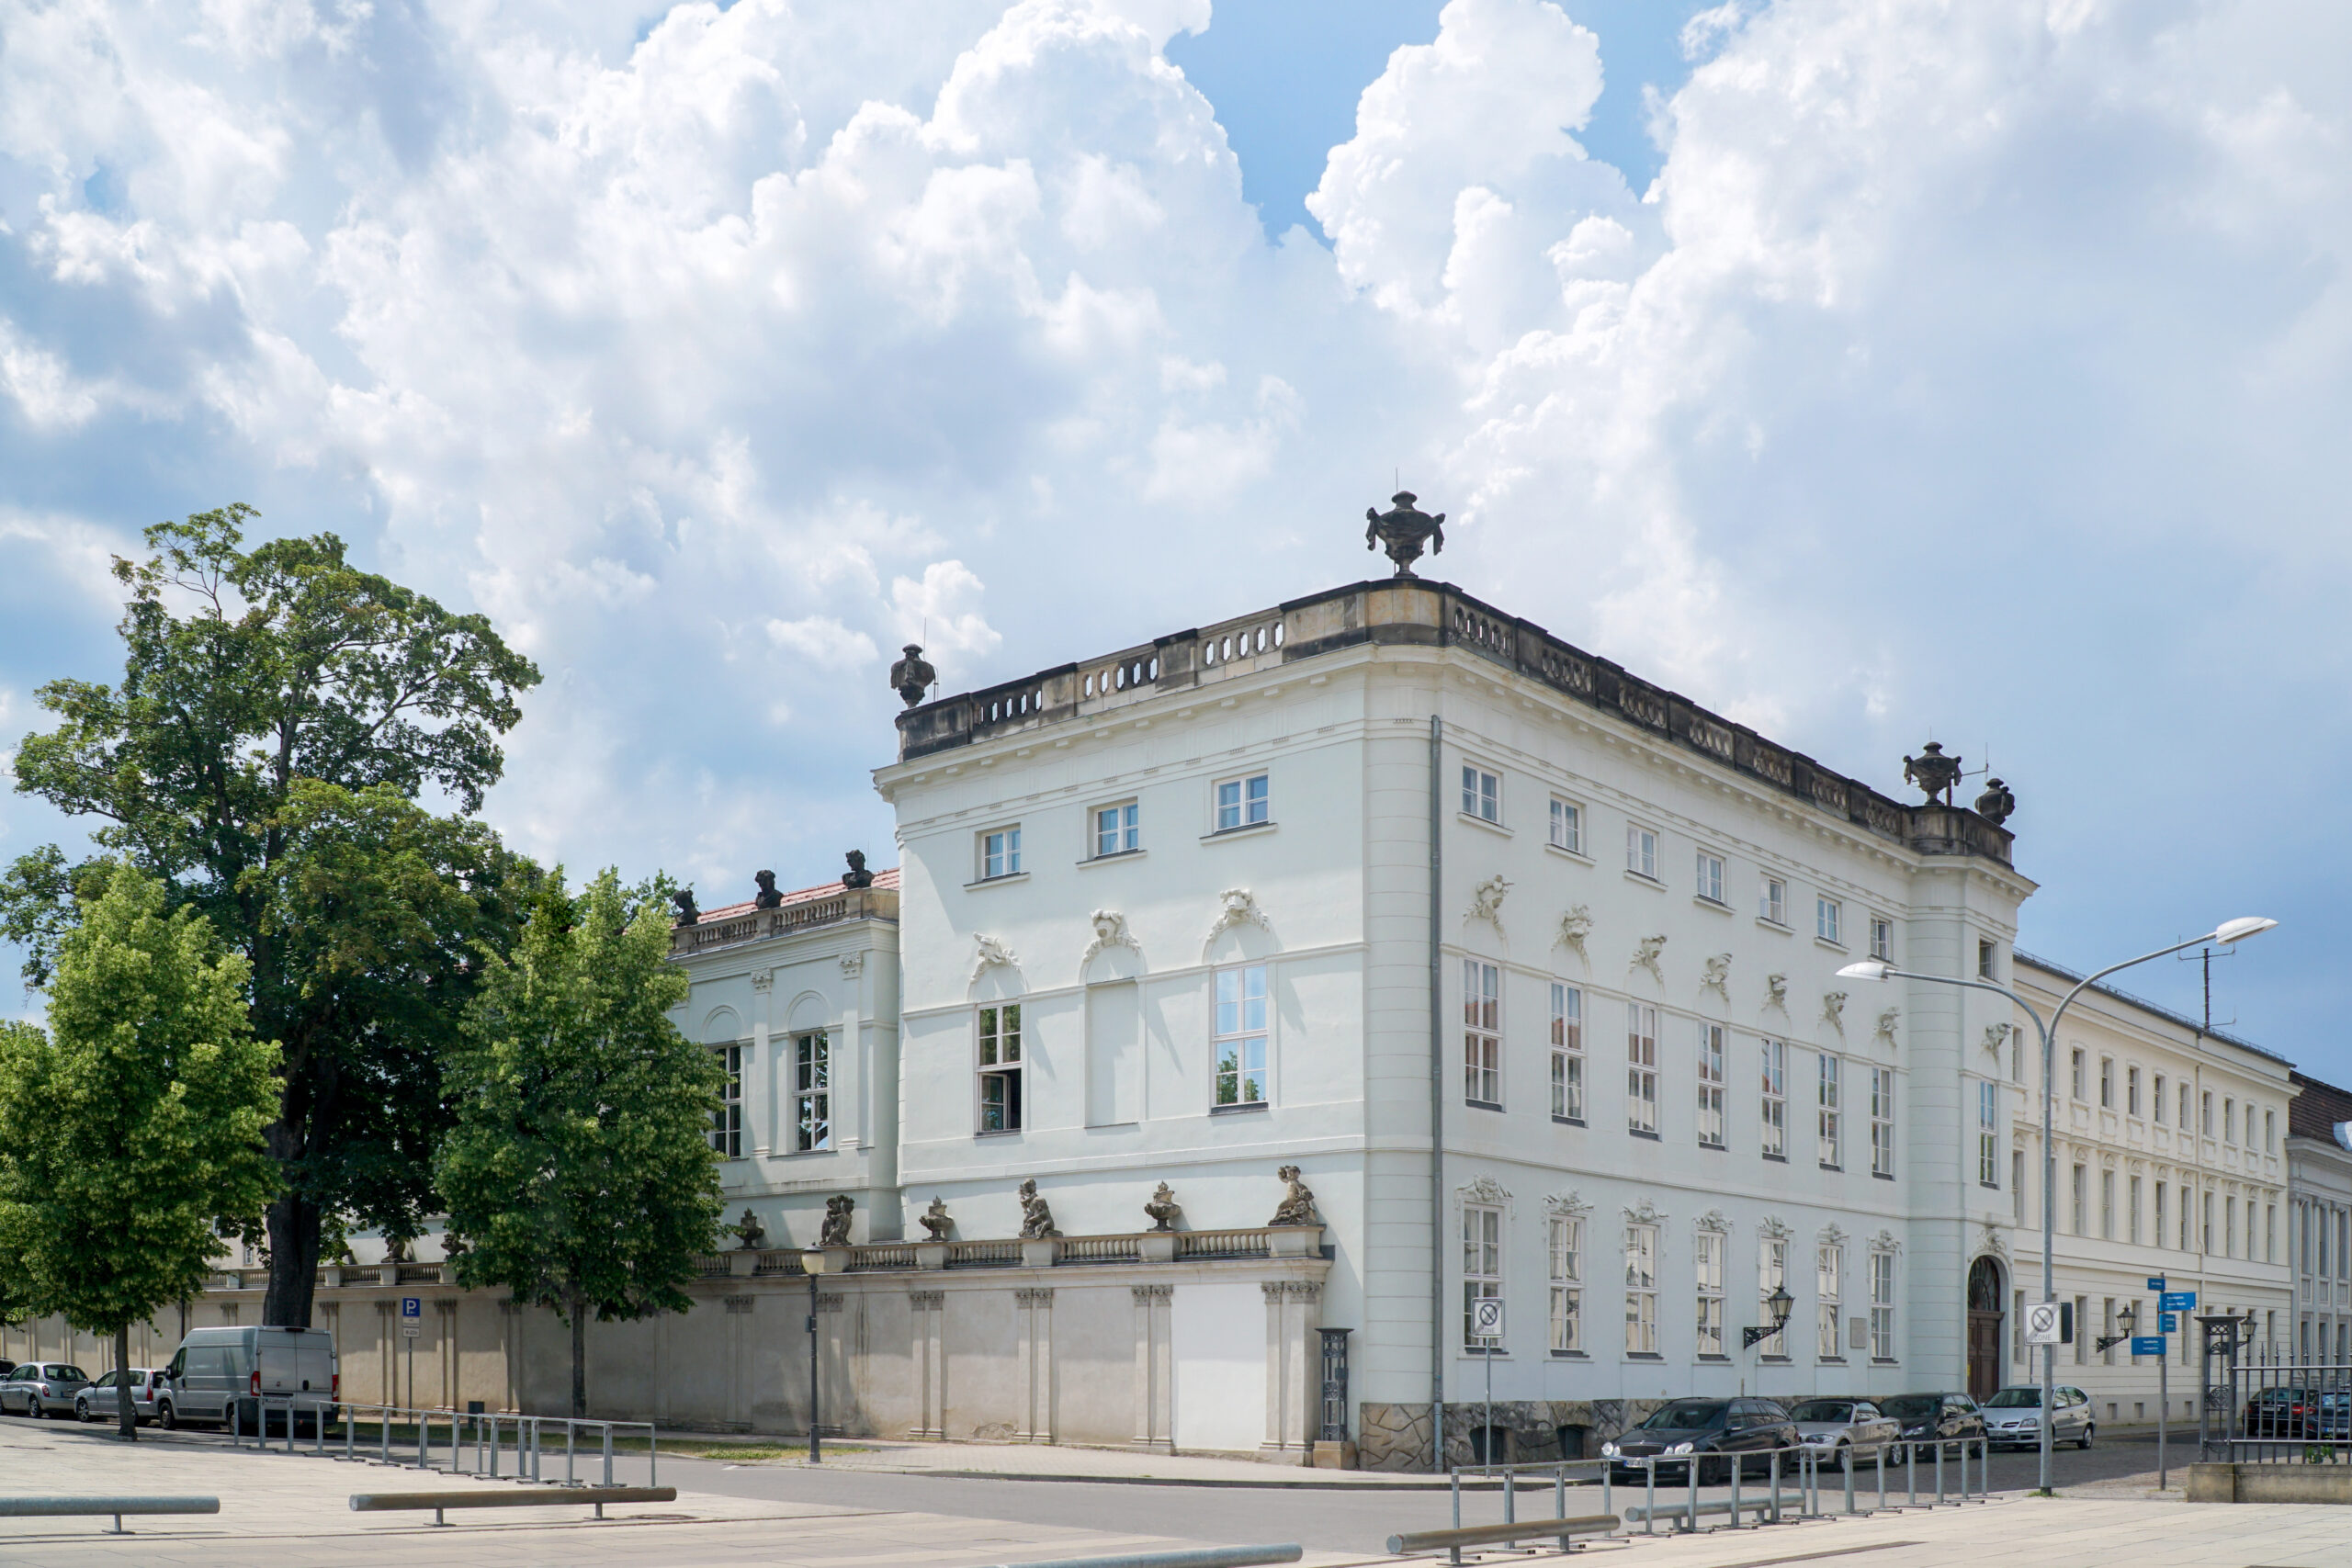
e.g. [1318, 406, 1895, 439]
[2245, 1386, 2322, 1439]
[1604, 1397, 1801, 1483]
[1878, 1392, 1985, 1457]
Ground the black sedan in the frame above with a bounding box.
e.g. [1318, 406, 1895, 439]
[1878, 1392, 1986, 1458]
[1604, 1397, 1801, 1483]
[2244, 1386, 2320, 1439]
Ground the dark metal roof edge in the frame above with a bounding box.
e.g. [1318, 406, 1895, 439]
[2012, 949, 2293, 1067]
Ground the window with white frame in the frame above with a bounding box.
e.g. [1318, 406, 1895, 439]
[1093, 802, 1139, 857]
[2266, 1109, 2277, 1153]
[2101, 1168, 2115, 1239]
[1760, 876, 1788, 925]
[2156, 1181, 2168, 1250]
[2128, 1066, 2142, 1117]
[2180, 1081, 2191, 1129]
[1550, 984, 1584, 1122]
[2130, 1174, 2143, 1245]
[709, 1043, 743, 1158]
[1977, 1081, 1999, 1186]
[1626, 822, 1658, 879]
[2224, 1097, 2237, 1143]
[794, 1031, 831, 1152]
[980, 826, 1023, 879]
[2202, 1188, 2213, 1252]
[1760, 1039, 1786, 1158]
[1870, 1066, 1895, 1177]
[978, 1003, 1023, 1133]
[1758, 1235, 1789, 1357]
[1697, 1024, 1726, 1147]
[1817, 1244, 1843, 1359]
[2071, 1049, 2086, 1100]
[1978, 939, 1996, 979]
[1625, 1223, 1658, 1355]
[1870, 917, 1893, 962]
[1464, 1203, 1502, 1350]
[2154, 1072, 2166, 1123]
[2100, 1057, 2114, 1109]
[1462, 764, 1499, 824]
[2013, 1152, 2027, 1224]
[1549, 1215, 1582, 1353]
[1696, 851, 1725, 905]
[1214, 773, 1270, 832]
[2072, 1163, 2087, 1234]
[2201, 1090, 2213, 1135]
[1869, 1251, 1895, 1360]
[1627, 1004, 1658, 1134]
[1818, 1055, 1842, 1168]
[1216, 964, 1269, 1107]
[1696, 1230, 1725, 1357]
[1463, 960, 1501, 1107]
[1549, 797, 1583, 853]
[1816, 897, 1842, 945]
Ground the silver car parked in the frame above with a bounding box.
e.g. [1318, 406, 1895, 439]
[1785, 1396, 1901, 1471]
[75, 1369, 164, 1425]
[1, 1362, 91, 1417]
[1982, 1383, 2095, 1450]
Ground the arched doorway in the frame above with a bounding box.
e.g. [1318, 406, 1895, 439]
[1967, 1257, 2006, 1403]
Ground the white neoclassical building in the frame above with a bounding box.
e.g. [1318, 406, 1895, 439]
[2289, 1072, 2352, 1366]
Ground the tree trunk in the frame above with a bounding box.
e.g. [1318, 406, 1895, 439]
[262, 1189, 322, 1327]
[115, 1324, 135, 1442]
[568, 1286, 587, 1419]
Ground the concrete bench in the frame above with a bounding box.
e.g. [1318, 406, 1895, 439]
[1385, 1513, 1619, 1562]
[0, 1495, 220, 1535]
[349, 1484, 674, 1527]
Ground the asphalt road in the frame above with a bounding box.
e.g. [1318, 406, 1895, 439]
[655, 1432, 2184, 1556]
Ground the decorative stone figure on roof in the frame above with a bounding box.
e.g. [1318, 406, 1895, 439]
[734, 1208, 766, 1251]
[1974, 776, 2016, 826]
[1903, 740, 1962, 805]
[890, 643, 937, 708]
[842, 850, 875, 889]
[1144, 1182, 1182, 1233]
[753, 870, 783, 908]
[671, 887, 699, 926]
[1364, 491, 1445, 577]
[1270, 1165, 1319, 1227]
[820, 1194, 854, 1247]
[1017, 1179, 1060, 1239]
[919, 1197, 954, 1240]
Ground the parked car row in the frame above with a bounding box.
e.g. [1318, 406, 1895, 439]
[1600, 1387, 2094, 1482]
[2243, 1386, 2352, 1439]
[0, 1328, 339, 1434]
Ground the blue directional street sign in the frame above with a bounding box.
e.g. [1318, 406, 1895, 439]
[2160, 1313, 2179, 1333]
[2131, 1337, 2166, 1358]
[2160, 1291, 2197, 1313]
[2146, 1276, 2166, 1292]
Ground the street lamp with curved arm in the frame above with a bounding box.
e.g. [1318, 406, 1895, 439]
[1838, 915, 2276, 1495]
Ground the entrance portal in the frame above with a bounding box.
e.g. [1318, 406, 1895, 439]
[1967, 1257, 2006, 1404]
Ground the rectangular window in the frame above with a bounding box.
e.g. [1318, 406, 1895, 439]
[978, 1003, 1023, 1133]
[1978, 1081, 1999, 1186]
[1626, 823, 1658, 879]
[2266, 1109, 2277, 1153]
[2203, 1190, 2214, 1253]
[1817, 1244, 1843, 1359]
[2180, 1081, 2191, 1129]
[2267, 1203, 2277, 1264]
[1215, 773, 1270, 831]
[1978, 939, 1996, 978]
[793, 1032, 831, 1152]
[1627, 1004, 1658, 1134]
[1817, 1054, 1841, 1168]
[1463, 960, 1501, 1107]
[2013, 1151, 2027, 1224]
[2201, 1091, 2213, 1136]
[2070, 1048, 2086, 1100]
[1870, 1253, 1895, 1361]
[2074, 1293, 2088, 1365]
[2072, 1163, 2087, 1235]
[709, 1043, 743, 1158]
[2129, 1174, 2143, 1245]
[1549, 1216, 1582, 1353]
[1549, 797, 1583, 853]
[2224, 1098, 2236, 1144]
[1696, 851, 1725, 904]
[1550, 984, 1584, 1122]
[1871, 917, 1893, 962]
[1871, 1066, 1896, 1178]
[2127, 1066, 2141, 1118]
[1760, 876, 1788, 925]
[2102, 1297, 2116, 1367]
[1625, 1224, 1658, 1355]
[1758, 1235, 1789, 1358]
[2156, 1182, 2168, 1251]
[981, 826, 1023, 879]
[2154, 1073, 2166, 1122]
[1216, 964, 1270, 1106]
[1464, 1204, 1502, 1350]
[1093, 802, 1139, 857]
[1461, 764, 1499, 823]
[1697, 1024, 1726, 1148]
[2101, 1169, 2115, 1240]
[2226, 1197, 2237, 1257]
[1816, 897, 1842, 945]
[2100, 1058, 2114, 1109]
[1759, 1039, 1787, 1158]
[1695, 1231, 1725, 1358]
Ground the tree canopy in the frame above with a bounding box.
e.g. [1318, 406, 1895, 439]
[436, 869, 725, 1416]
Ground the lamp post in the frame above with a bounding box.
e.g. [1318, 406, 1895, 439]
[1838, 914, 2275, 1495]
[802, 1247, 830, 1463]
[1746, 1283, 1796, 1350]
[2094, 1300, 2139, 1356]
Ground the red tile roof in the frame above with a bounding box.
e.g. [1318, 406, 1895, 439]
[693, 866, 899, 924]
[2290, 1071, 2352, 1144]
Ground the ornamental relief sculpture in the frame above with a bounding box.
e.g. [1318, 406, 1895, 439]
[1764, 973, 1789, 1014]
[1080, 909, 1142, 969]
[1203, 888, 1273, 958]
[1874, 1007, 1900, 1047]
[1556, 905, 1593, 970]
[1631, 934, 1667, 986]
[970, 933, 1019, 985]
[1821, 990, 1848, 1033]
[1701, 953, 1732, 1005]
[1465, 874, 1512, 937]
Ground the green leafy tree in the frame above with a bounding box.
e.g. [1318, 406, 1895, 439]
[437, 869, 725, 1417]
[2, 506, 539, 1326]
[0, 864, 279, 1439]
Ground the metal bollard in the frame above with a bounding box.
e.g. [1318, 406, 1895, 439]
[1844, 1449, 1856, 1514]
[1729, 1456, 1743, 1528]
[1448, 1465, 1460, 1531]
[1935, 1440, 1946, 1505]
[1878, 1444, 1889, 1512]
[1503, 1468, 1514, 1526]
[1684, 1452, 1699, 1533]
[1644, 1458, 1657, 1535]
[1770, 1448, 1781, 1522]
[1906, 1442, 1917, 1506]
[602, 1425, 614, 1487]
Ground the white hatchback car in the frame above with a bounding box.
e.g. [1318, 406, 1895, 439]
[1981, 1384, 2095, 1450]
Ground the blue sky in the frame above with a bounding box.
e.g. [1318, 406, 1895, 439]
[1, 0, 2347, 1079]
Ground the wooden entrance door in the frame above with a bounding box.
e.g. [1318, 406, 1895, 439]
[1967, 1256, 2006, 1403]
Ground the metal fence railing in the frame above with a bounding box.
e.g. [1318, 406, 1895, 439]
[223, 1396, 659, 1487]
[2218, 1349, 2352, 1465]
[1441, 1437, 1991, 1540]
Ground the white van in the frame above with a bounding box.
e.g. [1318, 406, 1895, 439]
[158, 1326, 338, 1434]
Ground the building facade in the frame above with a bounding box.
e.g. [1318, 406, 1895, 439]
[2289, 1071, 2352, 1366]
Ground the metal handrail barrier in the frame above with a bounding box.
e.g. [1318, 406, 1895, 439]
[1600, 1437, 1985, 1534]
[2224, 1355, 2352, 1463]
[349, 1484, 674, 1529]
[982, 1551, 1300, 1568]
[1386, 1513, 1619, 1564]
[0, 1496, 220, 1536]
[233, 1397, 656, 1488]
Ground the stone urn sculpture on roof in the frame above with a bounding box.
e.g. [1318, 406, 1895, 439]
[1365, 491, 1445, 577]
